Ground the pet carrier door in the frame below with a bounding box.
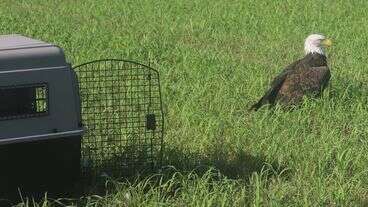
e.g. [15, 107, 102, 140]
[74, 59, 164, 176]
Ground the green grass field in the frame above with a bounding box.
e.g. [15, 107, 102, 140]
[2, 0, 368, 206]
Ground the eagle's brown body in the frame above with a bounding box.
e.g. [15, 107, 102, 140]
[250, 53, 330, 111]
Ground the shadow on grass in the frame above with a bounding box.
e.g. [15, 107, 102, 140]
[2, 140, 290, 207]
[70, 140, 290, 203]
[162, 144, 289, 181]
[68, 143, 290, 206]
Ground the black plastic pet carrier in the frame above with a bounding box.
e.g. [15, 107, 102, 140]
[0, 34, 164, 202]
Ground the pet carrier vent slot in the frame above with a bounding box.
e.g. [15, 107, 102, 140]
[0, 83, 48, 120]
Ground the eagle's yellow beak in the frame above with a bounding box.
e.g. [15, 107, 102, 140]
[321, 38, 332, 47]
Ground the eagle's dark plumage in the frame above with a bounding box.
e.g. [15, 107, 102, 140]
[250, 34, 332, 111]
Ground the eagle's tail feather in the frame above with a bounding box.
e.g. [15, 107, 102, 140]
[249, 97, 266, 111]
[249, 86, 278, 111]
[249, 78, 285, 112]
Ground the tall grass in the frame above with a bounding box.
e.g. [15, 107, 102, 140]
[1, 0, 368, 206]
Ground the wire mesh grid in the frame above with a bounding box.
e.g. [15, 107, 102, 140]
[74, 59, 164, 177]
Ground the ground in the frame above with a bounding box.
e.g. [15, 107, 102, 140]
[1, 0, 368, 206]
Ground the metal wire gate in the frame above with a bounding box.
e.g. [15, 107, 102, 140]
[73, 59, 164, 177]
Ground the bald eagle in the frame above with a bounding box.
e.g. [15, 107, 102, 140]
[249, 34, 332, 111]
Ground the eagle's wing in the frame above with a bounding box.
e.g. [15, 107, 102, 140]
[314, 66, 330, 90]
[249, 59, 301, 111]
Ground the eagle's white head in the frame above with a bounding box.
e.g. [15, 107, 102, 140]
[304, 34, 332, 55]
